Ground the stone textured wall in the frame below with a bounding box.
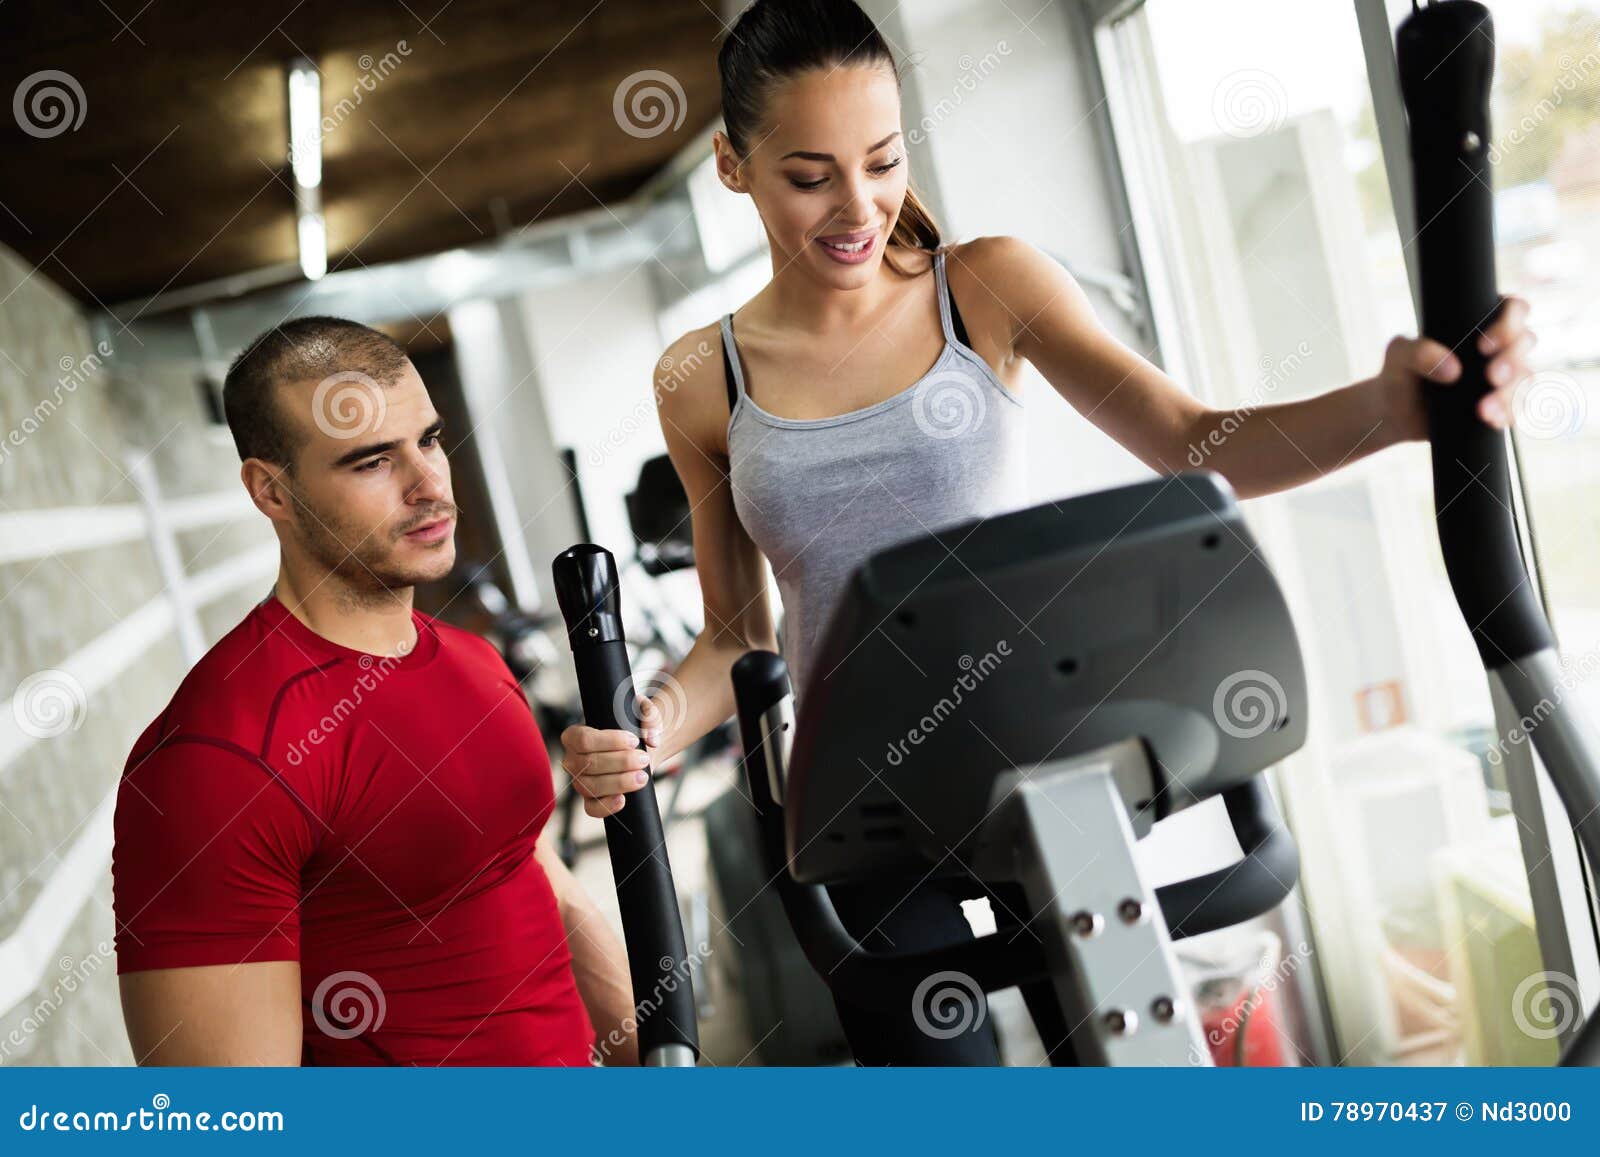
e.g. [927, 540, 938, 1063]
[0, 245, 272, 1065]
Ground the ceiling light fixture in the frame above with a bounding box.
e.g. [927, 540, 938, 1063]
[286, 56, 326, 281]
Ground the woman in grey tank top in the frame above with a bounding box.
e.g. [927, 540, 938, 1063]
[721, 247, 1026, 702]
[558, 0, 1536, 1065]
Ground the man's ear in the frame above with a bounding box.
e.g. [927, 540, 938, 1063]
[241, 458, 293, 523]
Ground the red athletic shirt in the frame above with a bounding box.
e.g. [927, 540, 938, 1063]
[112, 594, 595, 1066]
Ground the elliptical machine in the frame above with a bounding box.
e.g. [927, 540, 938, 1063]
[549, 0, 1600, 1066]
[732, 473, 1305, 1064]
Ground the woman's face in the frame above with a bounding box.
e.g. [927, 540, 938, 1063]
[719, 65, 909, 286]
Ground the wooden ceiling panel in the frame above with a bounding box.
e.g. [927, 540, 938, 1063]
[0, 0, 724, 303]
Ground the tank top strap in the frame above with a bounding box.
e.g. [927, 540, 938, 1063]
[934, 248, 972, 349]
[719, 313, 747, 413]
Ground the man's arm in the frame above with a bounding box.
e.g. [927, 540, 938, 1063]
[120, 962, 303, 1065]
[535, 833, 638, 1066]
[113, 737, 315, 1067]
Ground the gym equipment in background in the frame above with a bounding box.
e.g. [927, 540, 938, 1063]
[553, 545, 698, 1067]
[1397, 0, 1600, 1067]
[620, 453, 737, 821]
[703, 787, 851, 1065]
[625, 452, 696, 579]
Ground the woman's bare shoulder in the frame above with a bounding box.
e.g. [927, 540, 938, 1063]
[654, 320, 735, 449]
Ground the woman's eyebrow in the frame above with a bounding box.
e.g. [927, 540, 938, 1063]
[780, 130, 901, 162]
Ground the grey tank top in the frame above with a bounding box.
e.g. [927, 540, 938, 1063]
[721, 247, 1027, 701]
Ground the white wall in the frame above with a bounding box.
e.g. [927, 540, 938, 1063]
[517, 264, 673, 567]
[448, 297, 580, 613]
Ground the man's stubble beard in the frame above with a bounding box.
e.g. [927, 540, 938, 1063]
[288, 485, 458, 598]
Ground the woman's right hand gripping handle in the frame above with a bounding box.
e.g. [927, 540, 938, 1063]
[560, 695, 663, 817]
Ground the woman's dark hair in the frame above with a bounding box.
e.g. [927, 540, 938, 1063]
[718, 0, 943, 277]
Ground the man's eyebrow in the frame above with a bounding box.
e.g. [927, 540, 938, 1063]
[330, 418, 444, 468]
[780, 131, 901, 162]
[332, 438, 400, 468]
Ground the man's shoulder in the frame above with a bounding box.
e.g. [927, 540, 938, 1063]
[128, 599, 340, 766]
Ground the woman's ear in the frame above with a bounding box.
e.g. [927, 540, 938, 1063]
[713, 132, 749, 194]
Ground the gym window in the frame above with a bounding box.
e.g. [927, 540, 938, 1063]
[1093, 0, 1600, 1067]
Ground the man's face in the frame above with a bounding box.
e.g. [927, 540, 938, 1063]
[274, 360, 457, 592]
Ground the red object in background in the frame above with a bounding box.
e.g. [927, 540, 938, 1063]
[1201, 982, 1289, 1067]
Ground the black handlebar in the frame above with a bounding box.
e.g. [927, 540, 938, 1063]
[552, 544, 698, 1067]
[1157, 780, 1300, 939]
[1396, 1, 1552, 666]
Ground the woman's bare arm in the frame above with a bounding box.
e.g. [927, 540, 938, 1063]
[644, 328, 778, 764]
[951, 235, 1530, 501]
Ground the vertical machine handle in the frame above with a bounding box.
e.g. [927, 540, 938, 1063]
[553, 544, 698, 1066]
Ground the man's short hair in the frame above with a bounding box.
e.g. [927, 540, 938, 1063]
[222, 316, 408, 465]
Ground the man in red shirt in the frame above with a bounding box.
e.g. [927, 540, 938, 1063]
[113, 317, 639, 1065]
